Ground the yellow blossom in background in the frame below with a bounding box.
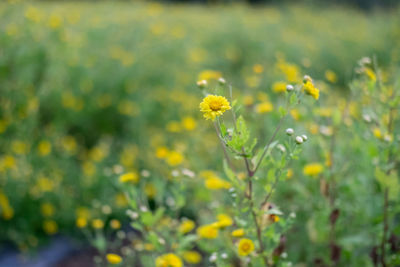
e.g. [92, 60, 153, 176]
[183, 250, 202, 264]
[303, 163, 324, 177]
[197, 224, 218, 239]
[200, 95, 231, 121]
[372, 127, 382, 139]
[215, 214, 233, 228]
[231, 228, 245, 237]
[166, 121, 182, 133]
[37, 140, 52, 156]
[155, 253, 183, 267]
[256, 101, 273, 113]
[272, 81, 287, 93]
[290, 109, 300, 121]
[76, 217, 87, 228]
[145, 183, 157, 198]
[11, 140, 29, 155]
[243, 95, 254, 106]
[198, 70, 222, 81]
[253, 64, 264, 74]
[303, 79, 319, 100]
[107, 253, 122, 265]
[48, 14, 63, 29]
[144, 243, 155, 251]
[61, 136, 77, 154]
[325, 70, 338, 83]
[166, 151, 183, 166]
[156, 146, 169, 158]
[110, 219, 121, 229]
[287, 168, 294, 179]
[43, 220, 58, 235]
[181, 116, 196, 131]
[115, 193, 129, 207]
[238, 238, 255, 256]
[119, 172, 139, 183]
[92, 219, 104, 229]
[205, 177, 231, 190]
[364, 67, 376, 81]
[40, 203, 55, 217]
[179, 219, 195, 234]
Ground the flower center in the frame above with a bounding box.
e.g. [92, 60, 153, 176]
[209, 101, 222, 111]
[242, 243, 250, 251]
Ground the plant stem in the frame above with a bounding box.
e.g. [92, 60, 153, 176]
[213, 121, 235, 172]
[380, 188, 388, 267]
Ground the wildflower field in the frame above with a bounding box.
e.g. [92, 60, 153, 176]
[1, 1, 400, 266]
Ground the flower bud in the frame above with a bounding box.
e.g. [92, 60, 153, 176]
[303, 75, 312, 83]
[196, 80, 207, 88]
[286, 84, 294, 92]
[301, 134, 308, 142]
[218, 77, 226, 85]
[286, 128, 294, 136]
[295, 136, 303, 144]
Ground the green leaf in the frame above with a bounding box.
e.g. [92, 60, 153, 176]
[375, 168, 399, 200]
[279, 106, 287, 117]
[178, 234, 198, 250]
[220, 122, 227, 137]
[141, 211, 154, 226]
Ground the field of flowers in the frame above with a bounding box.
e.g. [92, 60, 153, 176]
[0, 1, 400, 266]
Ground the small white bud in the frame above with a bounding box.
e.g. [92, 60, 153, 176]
[295, 136, 303, 144]
[218, 77, 226, 85]
[196, 80, 207, 88]
[209, 253, 217, 262]
[286, 84, 294, 92]
[286, 128, 294, 136]
[277, 144, 286, 152]
[301, 135, 308, 142]
[303, 75, 312, 83]
[221, 253, 228, 259]
[362, 114, 371, 123]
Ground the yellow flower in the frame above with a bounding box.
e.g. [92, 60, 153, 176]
[197, 224, 219, 239]
[287, 169, 293, 179]
[40, 203, 55, 217]
[119, 172, 139, 183]
[76, 217, 87, 228]
[303, 79, 319, 100]
[325, 70, 337, 83]
[373, 127, 382, 139]
[155, 253, 183, 267]
[166, 121, 182, 133]
[199, 95, 231, 121]
[253, 64, 264, 74]
[110, 219, 121, 229]
[215, 214, 233, 228]
[231, 229, 245, 237]
[166, 151, 183, 166]
[364, 67, 376, 81]
[181, 117, 196, 131]
[205, 177, 231, 190]
[243, 95, 254, 106]
[198, 70, 222, 81]
[238, 238, 255, 256]
[156, 146, 169, 158]
[92, 219, 104, 229]
[145, 183, 157, 198]
[37, 140, 52, 156]
[183, 250, 202, 264]
[256, 101, 273, 113]
[12, 140, 29, 155]
[179, 219, 195, 234]
[43, 220, 58, 235]
[303, 163, 324, 177]
[272, 81, 287, 93]
[107, 253, 122, 265]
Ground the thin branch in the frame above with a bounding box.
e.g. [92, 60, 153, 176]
[213, 121, 235, 172]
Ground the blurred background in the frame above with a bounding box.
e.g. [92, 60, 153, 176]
[0, 0, 399, 266]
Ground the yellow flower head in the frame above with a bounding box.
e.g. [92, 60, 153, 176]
[231, 228, 245, 238]
[110, 219, 121, 229]
[215, 213, 233, 228]
[183, 250, 202, 264]
[155, 253, 183, 267]
[256, 101, 273, 114]
[92, 219, 104, 229]
[179, 219, 195, 234]
[199, 95, 231, 121]
[107, 253, 122, 265]
[197, 224, 219, 239]
[302, 77, 319, 100]
[272, 81, 287, 93]
[303, 163, 324, 177]
[205, 177, 231, 190]
[119, 172, 139, 183]
[238, 238, 255, 256]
